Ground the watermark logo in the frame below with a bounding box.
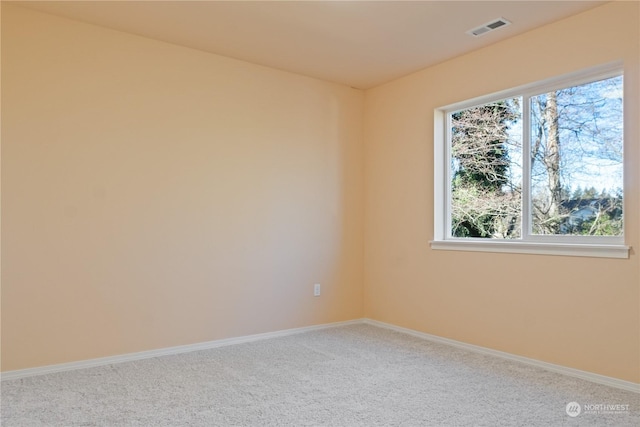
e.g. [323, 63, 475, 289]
[565, 401, 630, 417]
[583, 403, 630, 415]
[566, 402, 581, 417]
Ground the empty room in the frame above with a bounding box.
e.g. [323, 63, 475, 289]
[1, 1, 638, 425]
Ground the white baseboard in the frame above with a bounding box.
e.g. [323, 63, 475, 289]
[363, 318, 640, 394]
[0, 319, 362, 381]
[3, 318, 639, 394]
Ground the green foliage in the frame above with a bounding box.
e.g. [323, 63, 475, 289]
[583, 186, 599, 199]
[450, 184, 499, 238]
[450, 100, 520, 238]
[560, 190, 623, 236]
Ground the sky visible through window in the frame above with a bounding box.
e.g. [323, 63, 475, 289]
[507, 77, 623, 193]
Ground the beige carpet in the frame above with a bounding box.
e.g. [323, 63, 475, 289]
[1, 324, 638, 426]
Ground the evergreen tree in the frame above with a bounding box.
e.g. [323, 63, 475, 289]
[450, 100, 520, 238]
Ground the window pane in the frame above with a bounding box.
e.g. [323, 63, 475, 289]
[530, 76, 623, 236]
[450, 98, 522, 238]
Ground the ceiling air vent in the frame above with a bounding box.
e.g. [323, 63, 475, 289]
[467, 18, 511, 37]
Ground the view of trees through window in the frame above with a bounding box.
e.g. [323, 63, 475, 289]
[450, 74, 623, 239]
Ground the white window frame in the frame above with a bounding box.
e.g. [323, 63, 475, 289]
[431, 62, 630, 259]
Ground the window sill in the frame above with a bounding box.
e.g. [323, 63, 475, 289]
[430, 240, 630, 259]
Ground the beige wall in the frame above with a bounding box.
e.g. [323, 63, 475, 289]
[364, 1, 640, 383]
[1, 5, 364, 371]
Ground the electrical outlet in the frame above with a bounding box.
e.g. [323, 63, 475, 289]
[314, 283, 321, 297]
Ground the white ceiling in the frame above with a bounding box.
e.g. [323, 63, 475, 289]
[13, 1, 608, 89]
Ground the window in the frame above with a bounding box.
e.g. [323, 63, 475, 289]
[432, 63, 629, 258]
